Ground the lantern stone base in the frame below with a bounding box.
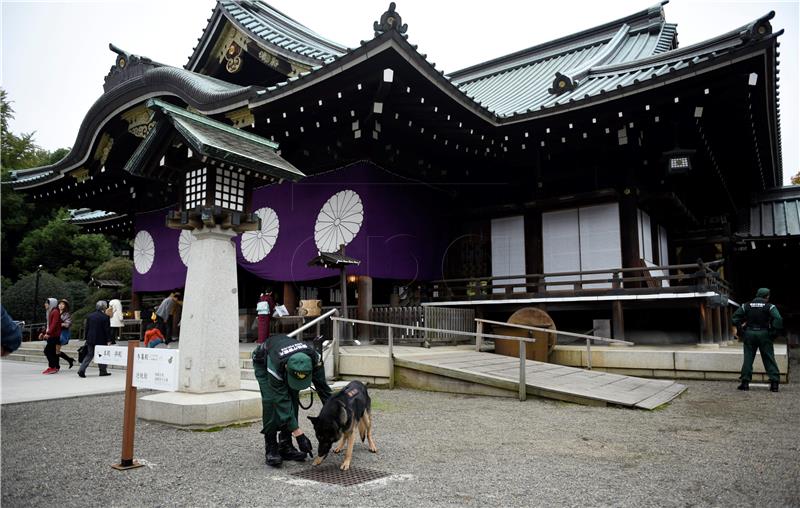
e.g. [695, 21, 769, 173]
[178, 226, 242, 393]
[138, 390, 261, 429]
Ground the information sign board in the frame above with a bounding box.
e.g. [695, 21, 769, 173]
[131, 348, 179, 391]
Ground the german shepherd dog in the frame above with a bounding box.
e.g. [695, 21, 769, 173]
[307, 380, 377, 470]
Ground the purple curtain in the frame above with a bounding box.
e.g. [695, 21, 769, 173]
[133, 163, 446, 292]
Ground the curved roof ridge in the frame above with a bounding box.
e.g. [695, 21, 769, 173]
[448, 1, 668, 84]
[587, 11, 775, 77]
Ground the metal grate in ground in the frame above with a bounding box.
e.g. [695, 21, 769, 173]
[290, 464, 390, 486]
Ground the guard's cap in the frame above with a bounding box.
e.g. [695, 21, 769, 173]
[756, 288, 770, 298]
[286, 354, 313, 391]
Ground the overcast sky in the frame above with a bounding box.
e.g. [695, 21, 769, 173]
[1, 0, 797, 184]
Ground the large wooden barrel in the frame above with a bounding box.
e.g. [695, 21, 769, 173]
[494, 307, 557, 362]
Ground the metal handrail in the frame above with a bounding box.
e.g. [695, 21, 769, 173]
[331, 316, 536, 400]
[474, 318, 633, 371]
[287, 308, 339, 338]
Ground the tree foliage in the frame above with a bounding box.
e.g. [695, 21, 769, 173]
[1, 271, 70, 324]
[14, 209, 113, 281]
[92, 257, 134, 288]
[791, 171, 800, 186]
[1, 89, 71, 280]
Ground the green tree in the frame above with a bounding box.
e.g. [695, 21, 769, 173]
[792, 171, 800, 186]
[14, 209, 113, 280]
[1, 271, 69, 324]
[92, 257, 134, 288]
[1, 89, 70, 280]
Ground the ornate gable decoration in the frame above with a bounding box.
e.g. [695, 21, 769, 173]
[373, 2, 408, 38]
[104, 44, 157, 93]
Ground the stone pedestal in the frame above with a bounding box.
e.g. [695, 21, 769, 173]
[177, 227, 241, 393]
[139, 226, 252, 427]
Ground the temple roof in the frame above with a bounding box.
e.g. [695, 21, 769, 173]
[187, 0, 348, 71]
[446, 4, 777, 117]
[9, 49, 262, 190]
[143, 99, 305, 182]
[738, 186, 800, 239]
[8, 3, 784, 192]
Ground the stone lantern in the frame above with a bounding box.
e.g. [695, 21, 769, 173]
[128, 98, 305, 426]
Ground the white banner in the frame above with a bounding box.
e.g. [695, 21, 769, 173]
[94, 345, 129, 366]
[132, 348, 179, 391]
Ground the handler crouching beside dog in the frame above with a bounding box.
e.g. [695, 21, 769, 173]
[253, 334, 332, 467]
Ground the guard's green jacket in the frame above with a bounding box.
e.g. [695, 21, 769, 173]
[731, 298, 783, 339]
[254, 334, 331, 434]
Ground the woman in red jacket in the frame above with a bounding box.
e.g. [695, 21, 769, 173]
[41, 298, 62, 374]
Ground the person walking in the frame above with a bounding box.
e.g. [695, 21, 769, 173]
[732, 288, 784, 392]
[253, 334, 332, 467]
[56, 299, 76, 368]
[155, 290, 181, 344]
[77, 301, 112, 378]
[40, 298, 62, 374]
[108, 295, 124, 344]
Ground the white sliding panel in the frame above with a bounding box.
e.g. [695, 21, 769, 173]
[579, 203, 621, 289]
[491, 215, 526, 294]
[542, 209, 580, 290]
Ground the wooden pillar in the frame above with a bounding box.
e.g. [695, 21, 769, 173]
[618, 192, 639, 288]
[712, 305, 722, 343]
[282, 282, 297, 316]
[524, 211, 543, 293]
[131, 291, 141, 312]
[612, 300, 625, 341]
[722, 305, 731, 342]
[357, 275, 373, 340]
[699, 301, 713, 344]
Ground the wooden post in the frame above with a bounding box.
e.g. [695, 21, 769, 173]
[722, 305, 731, 342]
[712, 306, 722, 344]
[699, 301, 713, 344]
[612, 301, 625, 341]
[357, 275, 373, 340]
[112, 340, 143, 470]
[387, 326, 394, 389]
[518, 340, 527, 401]
[282, 282, 297, 316]
[476, 321, 484, 352]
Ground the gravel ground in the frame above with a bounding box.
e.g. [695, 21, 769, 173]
[2, 362, 798, 507]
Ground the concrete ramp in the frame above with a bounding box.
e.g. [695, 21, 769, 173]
[393, 350, 686, 409]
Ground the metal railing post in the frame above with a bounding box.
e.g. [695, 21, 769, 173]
[388, 326, 394, 389]
[476, 320, 484, 352]
[586, 338, 592, 370]
[519, 340, 527, 401]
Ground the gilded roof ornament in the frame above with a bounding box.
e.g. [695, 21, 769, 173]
[373, 2, 408, 38]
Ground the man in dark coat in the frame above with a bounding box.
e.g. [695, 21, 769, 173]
[77, 301, 112, 378]
[732, 288, 784, 392]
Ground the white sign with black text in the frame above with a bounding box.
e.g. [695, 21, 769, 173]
[94, 345, 129, 366]
[132, 348, 179, 391]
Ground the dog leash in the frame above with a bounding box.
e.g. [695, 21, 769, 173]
[299, 387, 316, 410]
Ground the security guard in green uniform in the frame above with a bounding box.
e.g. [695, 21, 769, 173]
[731, 288, 783, 392]
[252, 334, 332, 467]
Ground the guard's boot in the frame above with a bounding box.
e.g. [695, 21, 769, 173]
[770, 381, 779, 392]
[737, 380, 750, 391]
[279, 431, 307, 461]
[264, 433, 282, 468]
